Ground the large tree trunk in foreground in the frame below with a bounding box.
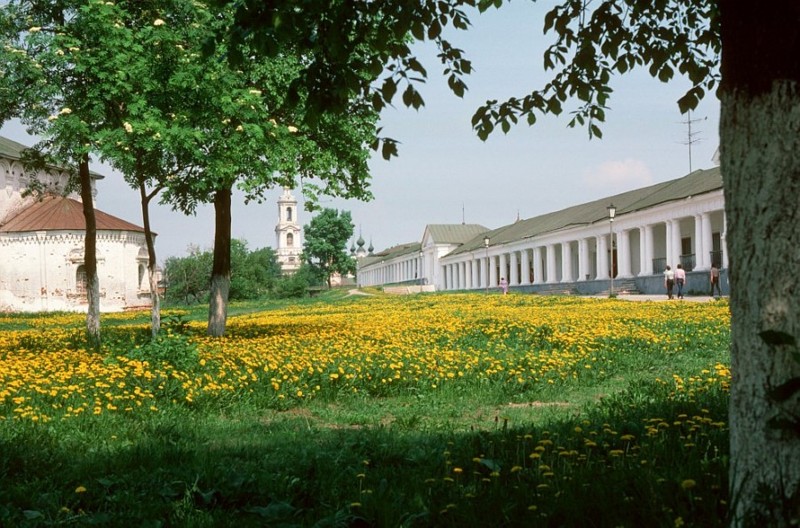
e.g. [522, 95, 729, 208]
[207, 187, 232, 337]
[139, 180, 161, 339]
[79, 154, 101, 348]
[721, 3, 800, 525]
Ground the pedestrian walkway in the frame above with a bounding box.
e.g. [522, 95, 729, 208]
[596, 294, 726, 303]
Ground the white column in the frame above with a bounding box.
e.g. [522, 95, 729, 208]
[664, 221, 673, 269]
[578, 238, 590, 280]
[460, 262, 467, 289]
[618, 229, 632, 278]
[489, 255, 498, 287]
[701, 212, 712, 270]
[693, 215, 704, 270]
[638, 227, 647, 276]
[671, 219, 682, 267]
[471, 259, 479, 290]
[597, 235, 609, 279]
[498, 253, 507, 283]
[546, 244, 558, 282]
[520, 249, 531, 285]
[561, 242, 573, 282]
[481, 255, 488, 289]
[509, 251, 519, 285]
[644, 224, 654, 275]
[533, 247, 543, 284]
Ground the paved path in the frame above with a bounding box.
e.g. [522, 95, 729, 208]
[595, 294, 726, 303]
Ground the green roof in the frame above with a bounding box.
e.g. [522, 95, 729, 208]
[450, 166, 722, 256]
[0, 135, 105, 179]
[0, 135, 34, 160]
[358, 242, 422, 265]
[424, 224, 489, 244]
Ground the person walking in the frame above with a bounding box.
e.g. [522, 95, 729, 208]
[710, 264, 722, 297]
[674, 263, 686, 299]
[663, 265, 675, 300]
[499, 277, 508, 295]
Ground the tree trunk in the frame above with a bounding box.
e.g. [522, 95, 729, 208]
[79, 154, 101, 349]
[720, 3, 800, 525]
[207, 187, 232, 337]
[139, 180, 161, 339]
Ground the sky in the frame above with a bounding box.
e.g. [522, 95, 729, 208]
[0, 1, 720, 264]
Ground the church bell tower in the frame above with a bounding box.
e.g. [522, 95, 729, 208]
[275, 188, 302, 274]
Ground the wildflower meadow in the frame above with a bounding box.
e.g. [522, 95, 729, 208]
[0, 293, 730, 526]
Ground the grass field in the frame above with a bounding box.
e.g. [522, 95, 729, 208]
[0, 293, 731, 527]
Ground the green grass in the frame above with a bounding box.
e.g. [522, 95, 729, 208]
[0, 295, 731, 527]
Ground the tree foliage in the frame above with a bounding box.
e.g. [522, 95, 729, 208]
[164, 240, 281, 305]
[302, 208, 356, 288]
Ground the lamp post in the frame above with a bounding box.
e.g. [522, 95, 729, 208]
[607, 204, 616, 297]
[483, 236, 490, 294]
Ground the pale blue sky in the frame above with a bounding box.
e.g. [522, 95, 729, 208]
[1, 1, 720, 262]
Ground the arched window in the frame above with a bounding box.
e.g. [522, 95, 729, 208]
[286, 207, 293, 222]
[76, 265, 88, 294]
[138, 264, 146, 289]
[287, 233, 294, 247]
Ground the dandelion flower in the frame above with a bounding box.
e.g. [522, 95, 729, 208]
[681, 479, 697, 490]
[75, 486, 87, 493]
[153, 19, 165, 26]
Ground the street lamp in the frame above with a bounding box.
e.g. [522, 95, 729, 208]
[483, 236, 490, 294]
[607, 203, 616, 297]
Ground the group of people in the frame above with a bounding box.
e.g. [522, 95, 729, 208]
[664, 263, 722, 299]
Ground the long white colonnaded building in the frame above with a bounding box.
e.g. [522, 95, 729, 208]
[356, 162, 727, 296]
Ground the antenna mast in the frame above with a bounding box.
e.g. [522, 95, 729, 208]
[680, 110, 706, 173]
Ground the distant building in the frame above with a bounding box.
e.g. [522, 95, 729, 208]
[274, 188, 302, 274]
[0, 136, 155, 312]
[357, 164, 728, 296]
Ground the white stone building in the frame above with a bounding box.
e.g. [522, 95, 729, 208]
[357, 165, 728, 296]
[0, 136, 154, 312]
[274, 187, 302, 274]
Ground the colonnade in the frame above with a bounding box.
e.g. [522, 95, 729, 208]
[438, 211, 727, 291]
[358, 255, 423, 287]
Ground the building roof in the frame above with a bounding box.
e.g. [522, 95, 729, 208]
[450, 166, 722, 256]
[0, 195, 145, 233]
[358, 241, 422, 266]
[0, 135, 105, 179]
[424, 224, 489, 244]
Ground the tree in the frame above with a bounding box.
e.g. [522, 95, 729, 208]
[302, 208, 356, 288]
[0, 1, 117, 346]
[164, 240, 280, 304]
[216, 1, 800, 524]
[163, 245, 213, 305]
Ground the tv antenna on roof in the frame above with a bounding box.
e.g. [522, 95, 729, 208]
[680, 110, 707, 173]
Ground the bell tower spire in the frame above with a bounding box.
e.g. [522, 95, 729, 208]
[275, 187, 302, 274]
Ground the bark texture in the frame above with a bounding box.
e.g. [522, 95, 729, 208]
[79, 155, 100, 347]
[720, 3, 800, 525]
[139, 181, 160, 339]
[207, 187, 232, 337]
[722, 83, 800, 528]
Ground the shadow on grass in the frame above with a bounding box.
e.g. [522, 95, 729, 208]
[0, 384, 729, 527]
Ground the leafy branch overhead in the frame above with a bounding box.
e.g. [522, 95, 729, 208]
[213, 0, 476, 159]
[471, 0, 721, 140]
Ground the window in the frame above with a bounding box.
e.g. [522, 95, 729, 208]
[288, 256, 295, 262]
[286, 207, 292, 222]
[76, 265, 88, 295]
[138, 264, 146, 289]
[287, 233, 294, 247]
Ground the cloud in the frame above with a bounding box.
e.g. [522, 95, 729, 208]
[582, 158, 654, 192]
